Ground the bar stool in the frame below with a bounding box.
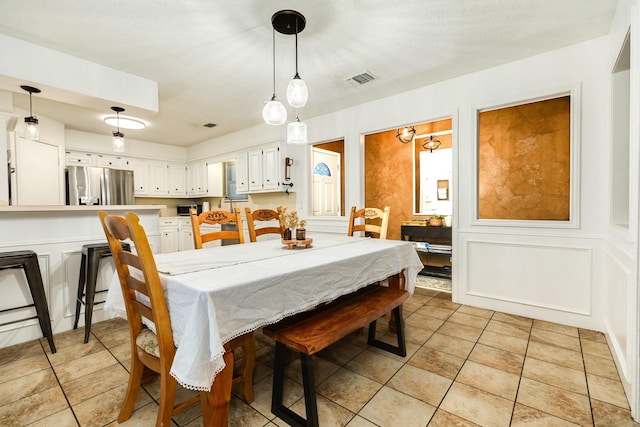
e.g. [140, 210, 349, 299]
[73, 242, 130, 343]
[0, 251, 56, 353]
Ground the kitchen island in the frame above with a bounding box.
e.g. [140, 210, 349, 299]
[0, 205, 165, 349]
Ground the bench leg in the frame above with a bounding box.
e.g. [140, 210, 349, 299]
[271, 342, 319, 427]
[367, 305, 406, 357]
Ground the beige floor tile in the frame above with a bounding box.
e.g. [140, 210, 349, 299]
[387, 364, 452, 407]
[530, 329, 581, 352]
[63, 363, 130, 405]
[285, 355, 340, 386]
[0, 384, 69, 426]
[511, 403, 582, 426]
[516, 378, 592, 426]
[346, 415, 378, 426]
[250, 374, 303, 419]
[0, 352, 51, 384]
[587, 373, 630, 409]
[425, 332, 475, 358]
[581, 339, 612, 359]
[468, 343, 525, 375]
[46, 339, 105, 367]
[478, 330, 528, 355]
[0, 339, 44, 366]
[345, 348, 404, 383]
[427, 298, 461, 310]
[317, 337, 367, 366]
[408, 346, 465, 379]
[28, 408, 79, 427]
[579, 329, 607, 344]
[583, 353, 620, 381]
[532, 320, 579, 338]
[288, 394, 354, 426]
[457, 360, 520, 400]
[440, 382, 514, 427]
[359, 386, 436, 427]
[54, 349, 119, 384]
[416, 304, 456, 320]
[527, 341, 584, 371]
[317, 367, 382, 413]
[44, 327, 92, 351]
[0, 368, 58, 406]
[457, 304, 495, 319]
[227, 397, 271, 427]
[485, 319, 531, 340]
[73, 382, 152, 427]
[428, 409, 482, 426]
[449, 311, 491, 329]
[591, 399, 640, 427]
[522, 357, 587, 395]
[492, 312, 533, 329]
[104, 401, 159, 426]
[438, 321, 483, 342]
[94, 327, 131, 349]
[405, 311, 446, 331]
[404, 323, 436, 345]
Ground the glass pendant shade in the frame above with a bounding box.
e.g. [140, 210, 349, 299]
[287, 116, 307, 145]
[112, 131, 125, 153]
[263, 95, 287, 125]
[286, 74, 308, 108]
[24, 118, 39, 141]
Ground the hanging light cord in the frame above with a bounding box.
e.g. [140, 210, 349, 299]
[28, 92, 33, 117]
[294, 18, 300, 78]
[271, 29, 276, 94]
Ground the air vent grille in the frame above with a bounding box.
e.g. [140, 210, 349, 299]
[345, 71, 377, 86]
[203, 123, 217, 128]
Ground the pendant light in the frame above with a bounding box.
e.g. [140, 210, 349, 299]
[110, 106, 125, 153]
[262, 29, 287, 125]
[21, 85, 41, 141]
[284, 12, 308, 108]
[287, 116, 308, 144]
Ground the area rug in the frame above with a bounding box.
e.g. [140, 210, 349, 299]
[415, 274, 452, 292]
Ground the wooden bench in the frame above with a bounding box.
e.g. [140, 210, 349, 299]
[263, 283, 410, 427]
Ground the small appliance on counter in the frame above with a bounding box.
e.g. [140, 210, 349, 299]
[177, 204, 202, 216]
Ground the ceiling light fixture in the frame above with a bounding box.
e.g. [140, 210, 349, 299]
[110, 106, 125, 153]
[21, 85, 41, 141]
[104, 115, 145, 130]
[262, 28, 287, 125]
[396, 126, 415, 144]
[273, 10, 308, 108]
[422, 135, 442, 152]
[287, 116, 308, 145]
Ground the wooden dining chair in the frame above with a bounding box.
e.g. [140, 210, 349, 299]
[244, 208, 283, 242]
[98, 211, 254, 427]
[347, 206, 391, 239]
[190, 208, 245, 248]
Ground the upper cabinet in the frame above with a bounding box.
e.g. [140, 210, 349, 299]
[95, 154, 131, 170]
[236, 152, 249, 193]
[240, 142, 292, 194]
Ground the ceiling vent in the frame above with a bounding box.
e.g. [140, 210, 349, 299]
[203, 123, 217, 128]
[344, 71, 377, 87]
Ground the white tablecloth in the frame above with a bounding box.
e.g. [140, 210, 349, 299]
[105, 233, 423, 391]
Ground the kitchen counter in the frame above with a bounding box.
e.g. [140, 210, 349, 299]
[0, 205, 164, 350]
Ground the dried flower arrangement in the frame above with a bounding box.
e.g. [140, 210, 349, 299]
[277, 206, 306, 230]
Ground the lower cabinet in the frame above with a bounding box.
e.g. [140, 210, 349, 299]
[159, 217, 221, 253]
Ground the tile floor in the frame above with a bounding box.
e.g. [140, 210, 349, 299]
[1, 288, 639, 426]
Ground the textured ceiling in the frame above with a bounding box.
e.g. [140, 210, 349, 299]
[0, 0, 617, 147]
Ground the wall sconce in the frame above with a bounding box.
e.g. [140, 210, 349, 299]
[396, 126, 415, 144]
[422, 135, 441, 152]
[110, 106, 125, 153]
[21, 85, 41, 141]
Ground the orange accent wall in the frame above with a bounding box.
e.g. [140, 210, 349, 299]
[478, 96, 570, 220]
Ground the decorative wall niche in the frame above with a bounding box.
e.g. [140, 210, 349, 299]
[477, 95, 572, 221]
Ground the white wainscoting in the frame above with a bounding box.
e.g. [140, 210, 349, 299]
[466, 240, 592, 315]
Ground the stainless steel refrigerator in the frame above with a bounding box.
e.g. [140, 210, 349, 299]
[66, 166, 134, 205]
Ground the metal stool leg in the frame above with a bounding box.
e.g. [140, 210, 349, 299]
[73, 253, 87, 330]
[83, 250, 102, 343]
[22, 256, 56, 354]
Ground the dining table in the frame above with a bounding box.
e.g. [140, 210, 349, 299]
[105, 232, 423, 425]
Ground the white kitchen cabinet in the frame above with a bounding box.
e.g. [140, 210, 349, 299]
[159, 218, 179, 253]
[178, 218, 195, 251]
[236, 151, 248, 192]
[168, 163, 187, 197]
[243, 143, 284, 193]
[95, 154, 130, 169]
[65, 151, 95, 166]
[148, 161, 169, 196]
[131, 160, 149, 195]
[12, 137, 63, 205]
[187, 161, 207, 197]
[207, 162, 224, 197]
